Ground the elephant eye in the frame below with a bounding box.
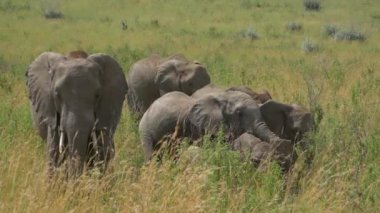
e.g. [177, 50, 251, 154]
[235, 109, 243, 117]
[54, 90, 61, 100]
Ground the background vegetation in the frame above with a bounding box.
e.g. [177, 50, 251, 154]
[0, 0, 379, 212]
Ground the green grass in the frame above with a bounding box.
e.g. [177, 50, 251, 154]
[1, 0, 380, 211]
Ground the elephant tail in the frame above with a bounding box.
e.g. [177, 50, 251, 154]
[126, 88, 143, 118]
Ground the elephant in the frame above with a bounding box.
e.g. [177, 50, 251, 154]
[231, 133, 296, 172]
[126, 54, 210, 118]
[260, 100, 315, 143]
[26, 51, 128, 177]
[193, 84, 272, 104]
[191, 84, 225, 99]
[226, 86, 272, 104]
[139, 90, 288, 162]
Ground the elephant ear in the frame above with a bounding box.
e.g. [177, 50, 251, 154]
[260, 100, 291, 136]
[26, 52, 66, 132]
[154, 59, 180, 95]
[188, 94, 225, 136]
[88, 53, 128, 132]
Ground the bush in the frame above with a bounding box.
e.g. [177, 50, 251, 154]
[301, 38, 319, 52]
[304, 0, 321, 11]
[43, 9, 63, 19]
[321, 24, 338, 37]
[240, 27, 259, 40]
[41, 0, 63, 19]
[287, 22, 303, 32]
[334, 28, 366, 41]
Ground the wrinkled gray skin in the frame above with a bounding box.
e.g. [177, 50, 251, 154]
[193, 84, 272, 104]
[232, 133, 296, 172]
[139, 90, 285, 162]
[191, 84, 225, 99]
[26, 52, 127, 177]
[260, 100, 315, 143]
[127, 54, 210, 118]
[226, 86, 272, 104]
[139, 92, 195, 162]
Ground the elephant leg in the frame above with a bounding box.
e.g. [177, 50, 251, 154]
[47, 126, 59, 178]
[98, 130, 115, 172]
[141, 134, 155, 163]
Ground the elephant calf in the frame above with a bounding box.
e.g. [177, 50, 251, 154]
[139, 90, 287, 162]
[232, 133, 297, 172]
[193, 84, 272, 104]
[260, 100, 315, 143]
[127, 54, 210, 118]
[226, 86, 272, 104]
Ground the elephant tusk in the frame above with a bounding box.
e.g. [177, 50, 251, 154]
[59, 131, 65, 154]
[91, 131, 99, 155]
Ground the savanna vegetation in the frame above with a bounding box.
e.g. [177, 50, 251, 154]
[0, 0, 379, 212]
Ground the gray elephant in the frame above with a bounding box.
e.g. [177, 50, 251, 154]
[231, 133, 296, 172]
[127, 54, 210, 118]
[226, 86, 272, 104]
[139, 90, 287, 162]
[191, 84, 225, 99]
[26, 51, 128, 177]
[260, 100, 315, 143]
[193, 84, 272, 104]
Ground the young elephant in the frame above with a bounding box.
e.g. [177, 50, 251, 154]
[260, 100, 315, 143]
[26, 51, 128, 177]
[231, 133, 296, 172]
[127, 54, 210, 118]
[191, 84, 225, 99]
[139, 90, 287, 162]
[226, 86, 272, 104]
[193, 84, 272, 104]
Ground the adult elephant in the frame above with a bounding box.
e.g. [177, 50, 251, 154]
[260, 100, 315, 143]
[26, 51, 128, 177]
[127, 54, 210, 118]
[139, 91, 287, 162]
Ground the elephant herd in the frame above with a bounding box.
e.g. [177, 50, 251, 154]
[26, 50, 315, 178]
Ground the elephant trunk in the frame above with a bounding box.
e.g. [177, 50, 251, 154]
[67, 129, 90, 172]
[250, 120, 281, 143]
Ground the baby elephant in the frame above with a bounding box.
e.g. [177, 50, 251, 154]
[226, 86, 272, 104]
[231, 133, 297, 172]
[139, 91, 286, 162]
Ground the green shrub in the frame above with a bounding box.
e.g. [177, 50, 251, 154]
[334, 28, 366, 41]
[240, 27, 259, 40]
[301, 38, 319, 52]
[304, 0, 321, 11]
[287, 22, 303, 32]
[322, 24, 338, 37]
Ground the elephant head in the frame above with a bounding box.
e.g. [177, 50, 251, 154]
[186, 91, 283, 143]
[155, 56, 210, 96]
[26, 51, 127, 177]
[260, 100, 315, 143]
[232, 133, 296, 172]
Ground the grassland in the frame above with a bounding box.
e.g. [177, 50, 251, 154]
[0, 0, 379, 212]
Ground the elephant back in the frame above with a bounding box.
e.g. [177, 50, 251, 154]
[126, 54, 162, 116]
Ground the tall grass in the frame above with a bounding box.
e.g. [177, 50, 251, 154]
[0, 0, 379, 211]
